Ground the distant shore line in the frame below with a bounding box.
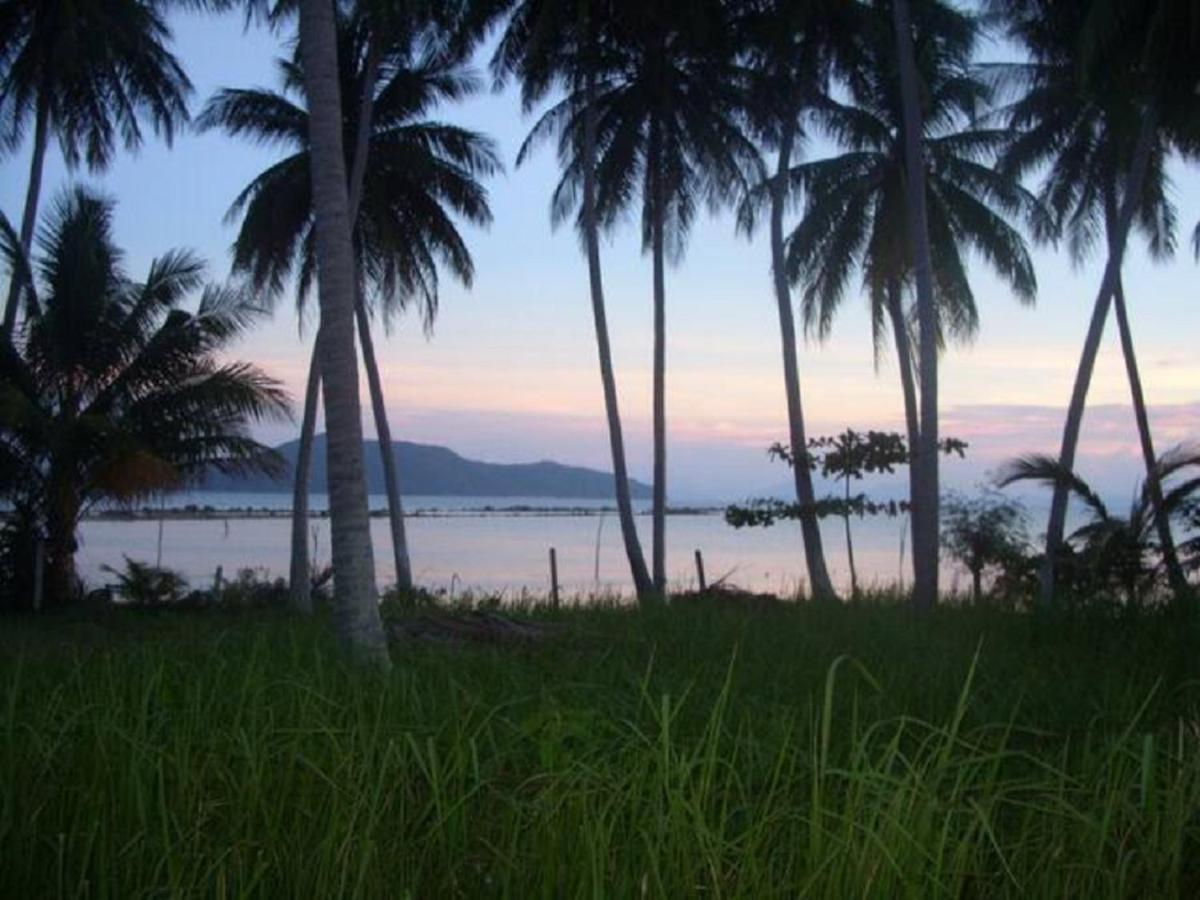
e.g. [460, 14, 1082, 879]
[81, 504, 725, 522]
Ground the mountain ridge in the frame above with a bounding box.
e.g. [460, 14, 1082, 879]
[203, 435, 652, 500]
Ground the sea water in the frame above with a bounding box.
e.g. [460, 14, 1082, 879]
[77, 492, 975, 598]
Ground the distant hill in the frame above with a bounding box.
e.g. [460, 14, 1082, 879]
[202, 436, 652, 500]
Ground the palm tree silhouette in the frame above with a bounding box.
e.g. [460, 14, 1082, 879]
[519, 0, 760, 594]
[0, 0, 192, 338]
[783, 1, 1043, 595]
[487, 0, 656, 600]
[732, 0, 866, 602]
[198, 7, 499, 606]
[991, 0, 1200, 607]
[0, 187, 290, 605]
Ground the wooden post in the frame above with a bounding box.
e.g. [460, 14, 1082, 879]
[32, 539, 44, 612]
[213, 565, 224, 597]
[549, 547, 560, 608]
[695, 549, 707, 593]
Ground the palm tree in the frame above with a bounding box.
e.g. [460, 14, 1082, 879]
[732, 0, 866, 602]
[0, 0, 192, 338]
[520, 0, 760, 595]
[296, 0, 390, 665]
[998, 446, 1200, 607]
[888, 0, 940, 613]
[198, 8, 499, 606]
[784, 0, 1043, 596]
[184, 0, 391, 658]
[0, 187, 290, 606]
[992, 0, 1200, 607]
[488, 0, 656, 600]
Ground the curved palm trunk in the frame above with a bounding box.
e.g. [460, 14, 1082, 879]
[770, 122, 837, 601]
[887, 279, 921, 588]
[356, 297, 413, 590]
[1040, 113, 1157, 607]
[349, 31, 413, 593]
[649, 118, 668, 596]
[298, 0, 388, 666]
[289, 343, 321, 613]
[3, 99, 49, 338]
[582, 64, 654, 601]
[892, 0, 940, 613]
[1112, 275, 1188, 601]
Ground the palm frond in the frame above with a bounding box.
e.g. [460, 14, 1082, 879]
[195, 87, 307, 149]
[996, 454, 1110, 522]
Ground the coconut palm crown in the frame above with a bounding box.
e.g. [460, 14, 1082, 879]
[784, 4, 1047, 354]
[196, 7, 500, 331]
[0, 0, 192, 335]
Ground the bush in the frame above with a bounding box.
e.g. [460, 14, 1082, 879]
[102, 558, 188, 606]
[0, 504, 40, 612]
[216, 568, 290, 610]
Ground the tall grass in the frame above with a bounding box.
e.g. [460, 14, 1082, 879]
[1, 601, 1198, 897]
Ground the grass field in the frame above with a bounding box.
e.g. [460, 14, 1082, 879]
[2, 597, 1199, 898]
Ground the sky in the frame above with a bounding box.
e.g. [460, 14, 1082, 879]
[1, 8, 1196, 504]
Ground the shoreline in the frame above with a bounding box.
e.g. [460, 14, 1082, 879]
[81, 503, 726, 522]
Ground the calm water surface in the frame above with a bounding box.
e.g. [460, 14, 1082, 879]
[78, 493, 989, 598]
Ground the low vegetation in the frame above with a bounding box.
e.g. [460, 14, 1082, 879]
[2, 597, 1198, 898]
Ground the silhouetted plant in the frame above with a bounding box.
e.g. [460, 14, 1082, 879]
[727, 430, 966, 596]
[941, 489, 1031, 606]
[0, 499, 40, 611]
[783, 1, 1044, 610]
[102, 557, 188, 606]
[0, 0, 192, 337]
[988, 0, 1200, 607]
[0, 188, 289, 606]
[518, 0, 761, 594]
[997, 445, 1200, 610]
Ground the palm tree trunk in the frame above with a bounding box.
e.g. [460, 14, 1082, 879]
[1040, 112, 1157, 607]
[770, 122, 837, 601]
[286, 30, 386, 611]
[843, 474, 858, 598]
[1112, 275, 1188, 600]
[297, 0, 389, 666]
[649, 117, 667, 596]
[44, 476, 80, 607]
[3, 99, 49, 338]
[582, 63, 653, 600]
[356, 296, 413, 590]
[289, 343, 321, 613]
[887, 278, 921, 588]
[892, 0, 940, 613]
[346, 33, 381, 217]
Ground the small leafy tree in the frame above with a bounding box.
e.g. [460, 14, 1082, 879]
[727, 429, 966, 596]
[941, 490, 1031, 605]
